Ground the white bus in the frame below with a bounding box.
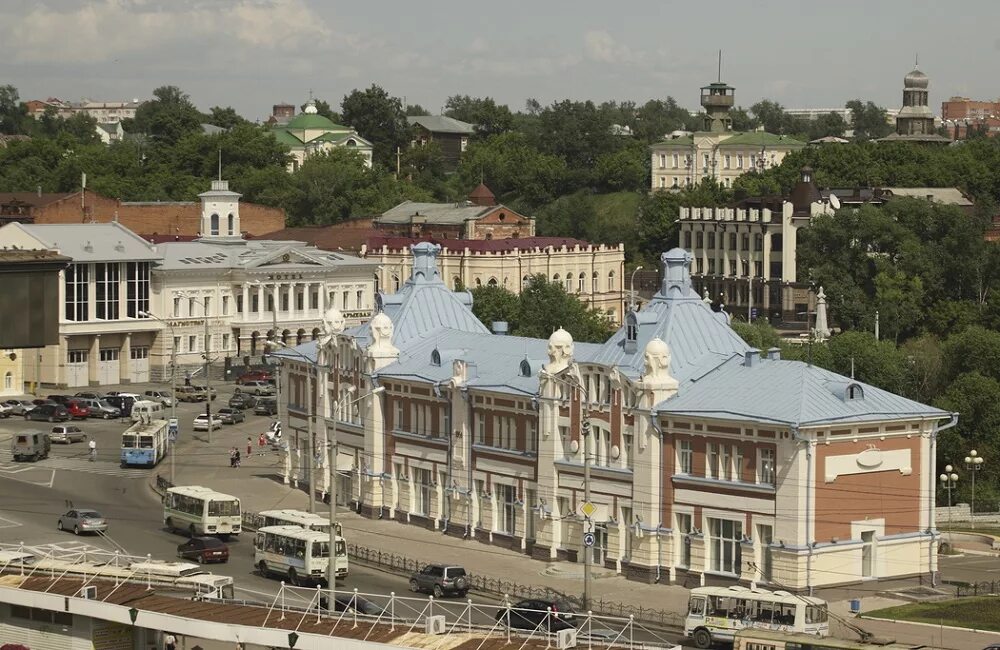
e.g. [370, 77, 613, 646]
[0, 549, 234, 599]
[253, 525, 348, 586]
[258, 509, 343, 536]
[164, 485, 242, 538]
[684, 585, 829, 649]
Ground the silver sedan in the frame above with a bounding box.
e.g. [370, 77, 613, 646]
[57, 509, 108, 535]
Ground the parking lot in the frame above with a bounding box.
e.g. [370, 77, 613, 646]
[0, 380, 279, 466]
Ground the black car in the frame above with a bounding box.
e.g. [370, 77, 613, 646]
[176, 536, 229, 564]
[408, 564, 469, 598]
[496, 599, 576, 632]
[322, 594, 386, 618]
[26, 403, 70, 422]
[254, 398, 278, 416]
[229, 393, 258, 410]
[217, 407, 245, 425]
[47, 394, 72, 404]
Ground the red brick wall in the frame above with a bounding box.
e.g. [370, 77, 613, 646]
[32, 193, 285, 236]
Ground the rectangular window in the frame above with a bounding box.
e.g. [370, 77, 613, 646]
[758, 448, 775, 485]
[622, 431, 633, 469]
[708, 259, 716, 275]
[222, 334, 230, 351]
[707, 443, 719, 479]
[678, 439, 693, 474]
[737, 154, 744, 169]
[236, 294, 243, 314]
[188, 297, 196, 316]
[728, 233, 737, 249]
[252, 294, 260, 313]
[734, 446, 745, 482]
[342, 291, 349, 309]
[741, 260, 750, 277]
[67, 350, 87, 364]
[266, 295, 274, 312]
[676, 513, 693, 568]
[125, 262, 149, 318]
[310, 291, 319, 310]
[65, 263, 89, 321]
[188, 336, 196, 353]
[204, 296, 212, 316]
[280, 292, 288, 312]
[94, 262, 120, 320]
[695, 232, 704, 248]
[754, 261, 764, 278]
[683, 232, 692, 249]
[672, 153, 679, 168]
[526, 419, 537, 454]
[721, 445, 731, 480]
[173, 296, 181, 317]
[696, 258, 704, 274]
[172, 336, 180, 355]
[393, 400, 403, 431]
[729, 260, 737, 276]
[295, 291, 304, 311]
[741, 234, 750, 251]
[476, 412, 485, 445]
[441, 406, 451, 439]
[356, 290, 363, 309]
[658, 153, 666, 169]
[413, 468, 431, 516]
[703, 153, 710, 169]
[754, 234, 763, 251]
[497, 483, 516, 535]
[709, 518, 743, 574]
[724, 154, 731, 169]
[222, 295, 230, 315]
[707, 232, 716, 250]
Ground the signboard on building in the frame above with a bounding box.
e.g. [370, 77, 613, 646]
[92, 621, 133, 650]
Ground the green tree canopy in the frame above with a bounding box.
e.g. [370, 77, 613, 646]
[131, 85, 204, 145]
[340, 85, 411, 169]
[444, 95, 514, 138]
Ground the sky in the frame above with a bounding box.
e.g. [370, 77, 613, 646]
[3, 0, 999, 121]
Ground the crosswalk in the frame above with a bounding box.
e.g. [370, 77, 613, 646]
[0, 449, 150, 479]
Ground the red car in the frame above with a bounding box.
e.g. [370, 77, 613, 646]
[65, 401, 90, 421]
[176, 536, 229, 564]
[237, 370, 273, 385]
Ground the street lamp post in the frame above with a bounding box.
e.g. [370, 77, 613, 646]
[327, 386, 384, 602]
[938, 465, 959, 532]
[179, 293, 214, 444]
[139, 311, 177, 484]
[965, 450, 985, 529]
[628, 266, 643, 311]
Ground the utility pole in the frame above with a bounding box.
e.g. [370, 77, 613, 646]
[204, 310, 213, 444]
[582, 417, 592, 611]
[307, 365, 315, 514]
[395, 147, 401, 179]
[327, 396, 339, 599]
[747, 275, 753, 322]
[169, 333, 177, 483]
[874, 310, 880, 341]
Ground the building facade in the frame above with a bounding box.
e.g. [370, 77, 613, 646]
[407, 115, 475, 169]
[880, 66, 951, 144]
[650, 80, 805, 191]
[375, 185, 536, 240]
[277, 243, 949, 591]
[270, 100, 373, 172]
[25, 98, 142, 123]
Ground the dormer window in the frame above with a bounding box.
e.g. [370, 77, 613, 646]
[627, 320, 637, 342]
[624, 312, 638, 354]
[847, 384, 864, 400]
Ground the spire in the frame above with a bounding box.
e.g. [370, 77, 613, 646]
[718, 49, 722, 83]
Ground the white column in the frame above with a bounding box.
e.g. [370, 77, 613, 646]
[271, 284, 280, 320]
[256, 283, 265, 321]
[318, 282, 326, 315]
[242, 283, 249, 318]
[289, 281, 297, 320]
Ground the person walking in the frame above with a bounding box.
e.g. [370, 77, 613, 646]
[163, 632, 177, 650]
[234, 449, 241, 468]
[258, 432, 267, 455]
[229, 447, 236, 468]
[88, 438, 97, 462]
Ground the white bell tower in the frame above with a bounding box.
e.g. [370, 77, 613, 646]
[198, 179, 242, 240]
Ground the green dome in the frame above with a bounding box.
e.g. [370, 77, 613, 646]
[285, 113, 342, 130]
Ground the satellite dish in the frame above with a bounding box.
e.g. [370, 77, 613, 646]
[829, 194, 841, 210]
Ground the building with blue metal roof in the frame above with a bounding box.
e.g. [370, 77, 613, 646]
[275, 241, 954, 593]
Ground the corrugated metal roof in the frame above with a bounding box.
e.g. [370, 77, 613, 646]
[1, 221, 161, 262]
[408, 115, 476, 135]
[156, 239, 377, 271]
[378, 201, 491, 225]
[658, 356, 949, 426]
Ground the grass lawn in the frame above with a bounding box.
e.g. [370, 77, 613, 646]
[865, 597, 1000, 631]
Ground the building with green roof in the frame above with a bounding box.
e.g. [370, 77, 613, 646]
[270, 100, 373, 172]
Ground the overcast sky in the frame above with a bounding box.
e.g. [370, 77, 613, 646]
[4, 0, 998, 121]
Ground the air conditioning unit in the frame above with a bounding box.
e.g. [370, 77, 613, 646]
[78, 586, 97, 599]
[556, 627, 578, 649]
[425, 614, 446, 635]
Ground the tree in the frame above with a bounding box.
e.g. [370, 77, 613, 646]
[536, 100, 618, 174]
[635, 192, 680, 264]
[729, 106, 757, 132]
[632, 98, 694, 142]
[845, 100, 892, 140]
[132, 85, 204, 145]
[469, 284, 520, 328]
[874, 267, 924, 343]
[206, 106, 249, 130]
[453, 132, 567, 208]
[61, 113, 100, 144]
[825, 331, 912, 396]
[807, 112, 848, 140]
[593, 140, 648, 192]
[0, 85, 29, 135]
[340, 85, 412, 169]
[444, 95, 514, 138]
[405, 104, 430, 116]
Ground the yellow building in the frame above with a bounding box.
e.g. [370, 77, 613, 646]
[0, 349, 24, 397]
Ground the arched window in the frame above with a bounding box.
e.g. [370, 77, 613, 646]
[281, 329, 290, 344]
[227, 213, 235, 235]
[373, 273, 380, 294]
[475, 278, 482, 287]
[487, 277, 498, 287]
[209, 213, 219, 236]
[553, 274, 560, 285]
[578, 273, 586, 293]
[592, 271, 599, 293]
[453, 276, 462, 290]
[296, 328, 305, 345]
[346, 139, 357, 147]
[565, 275, 573, 292]
[3, 371, 11, 390]
[522, 275, 530, 289]
[608, 270, 616, 292]
[392, 275, 400, 292]
[311, 327, 320, 340]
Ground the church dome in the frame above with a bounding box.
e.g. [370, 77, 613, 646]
[286, 112, 341, 130]
[904, 67, 929, 89]
[548, 327, 573, 347]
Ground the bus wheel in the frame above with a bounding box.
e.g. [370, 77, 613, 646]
[257, 561, 268, 577]
[288, 568, 300, 586]
[692, 628, 712, 649]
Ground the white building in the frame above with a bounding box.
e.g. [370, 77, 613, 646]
[270, 100, 373, 172]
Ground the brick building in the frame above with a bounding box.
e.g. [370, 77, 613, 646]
[375, 184, 534, 240]
[0, 190, 285, 237]
[407, 115, 475, 169]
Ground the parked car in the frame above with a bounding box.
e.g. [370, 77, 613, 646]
[57, 509, 108, 535]
[11, 431, 50, 462]
[192, 413, 223, 431]
[237, 370, 273, 385]
[324, 593, 386, 617]
[79, 398, 121, 419]
[495, 599, 576, 632]
[253, 398, 278, 416]
[65, 400, 90, 420]
[26, 403, 69, 422]
[241, 381, 275, 396]
[144, 390, 175, 407]
[0, 403, 11, 418]
[175, 386, 206, 403]
[74, 391, 104, 400]
[408, 564, 469, 598]
[3, 400, 36, 415]
[176, 536, 229, 564]
[50, 425, 87, 444]
[46, 394, 72, 404]
[191, 385, 218, 401]
[103, 395, 136, 416]
[32, 398, 56, 407]
[229, 393, 258, 410]
[216, 407, 245, 425]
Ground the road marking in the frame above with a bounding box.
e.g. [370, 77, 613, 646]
[0, 515, 22, 529]
[0, 450, 149, 479]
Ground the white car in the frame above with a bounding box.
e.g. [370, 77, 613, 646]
[192, 413, 223, 431]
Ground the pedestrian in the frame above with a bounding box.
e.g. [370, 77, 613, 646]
[229, 447, 236, 468]
[88, 438, 97, 462]
[247, 436, 252, 457]
[234, 449, 241, 468]
[184, 372, 191, 387]
[163, 632, 177, 650]
[258, 432, 266, 455]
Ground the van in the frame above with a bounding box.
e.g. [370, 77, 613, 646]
[11, 431, 51, 462]
[144, 390, 175, 407]
[130, 400, 164, 423]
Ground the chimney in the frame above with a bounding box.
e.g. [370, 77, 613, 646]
[491, 321, 509, 335]
[766, 347, 781, 361]
[744, 349, 761, 367]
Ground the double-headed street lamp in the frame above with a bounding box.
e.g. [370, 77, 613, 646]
[965, 450, 985, 529]
[938, 465, 959, 531]
[138, 310, 177, 484]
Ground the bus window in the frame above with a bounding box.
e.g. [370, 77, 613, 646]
[805, 605, 828, 624]
[750, 600, 774, 624]
[208, 499, 239, 516]
[776, 603, 796, 625]
[708, 595, 731, 617]
[336, 540, 346, 556]
[139, 435, 154, 449]
[688, 596, 706, 616]
[122, 434, 137, 448]
[730, 598, 749, 620]
[311, 541, 329, 558]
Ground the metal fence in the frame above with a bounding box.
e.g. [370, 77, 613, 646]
[953, 580, 1000, 597]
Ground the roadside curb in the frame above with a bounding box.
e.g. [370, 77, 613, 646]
[861, 615, 1000, 637]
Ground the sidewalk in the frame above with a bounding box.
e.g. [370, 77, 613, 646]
[157, 422, 1000, 649]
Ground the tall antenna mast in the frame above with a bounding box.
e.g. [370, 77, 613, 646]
[718, 49, 722, 82]
[217, 148, 222, 181]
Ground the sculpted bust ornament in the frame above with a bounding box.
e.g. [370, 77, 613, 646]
[641, 337, 678, 391]
[544, 328, 574, 375]
[317, 307, 345, 366]
[369, 312, 398, 357]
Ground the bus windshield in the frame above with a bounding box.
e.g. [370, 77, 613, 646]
[208, 500, 240, 516]
[139, 436, 154, 449]
[806, 605, 828, 624]
[311, 541, 329, 558]
[336, 540, 346, 556]
[122, 434, 138, 448]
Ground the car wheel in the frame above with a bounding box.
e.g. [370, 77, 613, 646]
[73, 525, 80, 535]
[48, 416, 55, 422]
[458, 590, 468, 598]
[409, 579, 419, 593]
[104, 413, 111, 419]
[433, 584, 444, 599]
[57, 520, 63, 531]
[198, 554, 206, 564]
[692, 628, 712, 649]
[258, 560, 268, 577]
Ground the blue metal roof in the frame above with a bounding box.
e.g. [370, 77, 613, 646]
[658, 354, 949, 426]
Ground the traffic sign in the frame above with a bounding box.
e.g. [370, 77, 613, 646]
[751, 307, 758, 320]
[583, 532, 595, 547]
[580, 501, 597, 519]
[167, 418, 179, 443]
